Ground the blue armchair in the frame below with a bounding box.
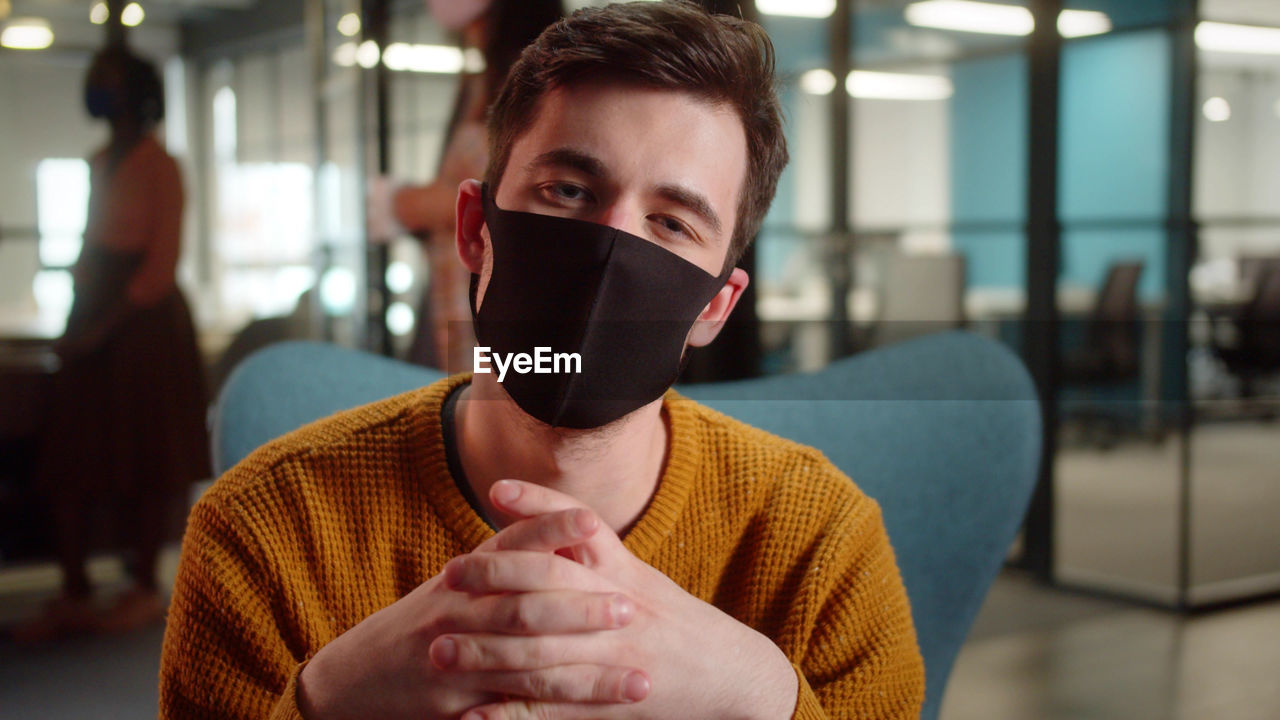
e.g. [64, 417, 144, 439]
[211, 331, 1040, 720]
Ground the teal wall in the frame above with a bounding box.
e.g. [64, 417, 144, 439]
[1059, 29, 1170, 299]
[950, 29, 1173, 300]
[950, 54, 1028, 290]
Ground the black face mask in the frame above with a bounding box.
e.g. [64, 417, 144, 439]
[84, 87, 117, 120]
[470, 185, 733, 429]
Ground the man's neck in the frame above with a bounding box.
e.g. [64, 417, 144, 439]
[453, 375, 669, 534]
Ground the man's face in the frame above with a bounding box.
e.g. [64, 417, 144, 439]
[491, 81, 748, 278]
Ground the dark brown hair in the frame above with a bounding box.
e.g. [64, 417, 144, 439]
[480, 0, 564, 106]
[485, 0, 788, 268]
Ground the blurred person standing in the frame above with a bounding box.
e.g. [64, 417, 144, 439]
[372, 0, 563, 370]
[13, 46, 210, 643]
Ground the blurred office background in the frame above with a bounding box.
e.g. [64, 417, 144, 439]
[1, 0, 1278, 717]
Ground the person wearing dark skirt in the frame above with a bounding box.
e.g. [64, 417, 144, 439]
[13, 45, 210, 643]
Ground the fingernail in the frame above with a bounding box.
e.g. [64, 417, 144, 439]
[493, 480, 520, 505]
[610, 594, 634, 626]
[572, 508, 597, 535]
[430, 636, 457, 668]
[623, 671, 650, 701]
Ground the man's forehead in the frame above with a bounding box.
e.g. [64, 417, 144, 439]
[506, 82, 746, 204]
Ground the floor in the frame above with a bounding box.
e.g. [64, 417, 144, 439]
[941, 571, 1280, 720]
[1, 554, 1278, 719]
[1056, 419, 1280, 605]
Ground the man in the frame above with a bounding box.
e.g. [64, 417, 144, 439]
[159, 3, 925, 718]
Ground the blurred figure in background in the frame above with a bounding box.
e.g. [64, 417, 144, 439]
[13, 46, 210, 643]
[373, 0, 563, 370]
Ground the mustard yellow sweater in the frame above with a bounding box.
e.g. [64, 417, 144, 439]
[159, 375, 924, 719]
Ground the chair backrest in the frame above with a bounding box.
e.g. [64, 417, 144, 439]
[1239, 263, 1280, 363]
[212, 332, 1041, 720]
[1085, 260, 1144, 375]
[1091, 260, 1143, 324]
[875, 252, 967, 349]
[210, 343, 446, 475]
[879, 252, 967, 321]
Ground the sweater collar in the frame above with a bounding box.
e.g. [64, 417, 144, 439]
[408, 376, 703, 563]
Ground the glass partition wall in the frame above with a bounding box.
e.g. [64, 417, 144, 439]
[1188, 0, 1280, 605]
[787, 0, 1278, 609]
[758, 1, 1030, 374]
[1049, 0, 1280, 608]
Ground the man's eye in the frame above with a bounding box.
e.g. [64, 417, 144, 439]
[656, 216, 688, 235]
[550, 183, 586, 201]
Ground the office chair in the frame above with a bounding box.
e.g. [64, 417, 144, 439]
[1062, 260, 1144, 384]
[867, 251, 968, 350]
[211, 332, 1041, 720]
[1214, 262, 1280, 400]
[1060, 260, 1145, 445]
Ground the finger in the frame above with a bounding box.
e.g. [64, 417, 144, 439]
[444, 551, 616, 594]
[460, 591, 634, 635]
[488, 480, 586, 520]
[488, 481, 624, 564]
[476, 508, 599, 554]
[474, 665, 651, 705]
[431, 633, 612, 672]
[461, 694, 649, 720]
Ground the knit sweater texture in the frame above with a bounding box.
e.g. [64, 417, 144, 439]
[159, 375, 924, 719]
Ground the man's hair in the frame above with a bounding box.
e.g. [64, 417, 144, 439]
[485, 0, 788, 269]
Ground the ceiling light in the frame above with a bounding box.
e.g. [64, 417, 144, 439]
[2, 17, 54, 50]
[121, 2, 144, 27]
[799, 67, 953, 100]
[907, 1, 1112, 39]
[847, 70, 953, 100]
[90, 2, 108, 25]
[755, 0, 835, 19]
[382, 43, 465, 73]
[356, 40, 380, 69]
[386, 302, 415, 336]
[386, 262, 415, 294]
[1058, 9, 1110, 38]
[0, 0, 10, 21]
[905, 1, 1032, 36]
[800, 68, 837, 95]
[337, 12, 361, 37]
[1203, 97, 1231, 122]
[463, 47, 485, 73]
[1196, 21, 1280, 56]
[320, 267, 357, 316]
[332, 42, 358, 68]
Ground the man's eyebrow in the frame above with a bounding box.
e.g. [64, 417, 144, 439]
[526, 148, 607, 178]
[656, 184, 722, 237]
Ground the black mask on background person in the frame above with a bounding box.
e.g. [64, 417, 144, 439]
[84, 87, 117, 119]
[470, 184, 733, 429]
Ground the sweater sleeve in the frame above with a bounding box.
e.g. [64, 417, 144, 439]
[789, 490, 925, 719]
[159, 495, 308, 719]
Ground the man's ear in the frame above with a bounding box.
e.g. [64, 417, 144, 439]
[687, 267, 749, 348]
[455, 178, 486, 274]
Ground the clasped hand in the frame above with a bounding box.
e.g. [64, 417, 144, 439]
[298, 480, 796, 720]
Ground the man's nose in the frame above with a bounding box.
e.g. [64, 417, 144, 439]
[593, 200, 643, 239]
